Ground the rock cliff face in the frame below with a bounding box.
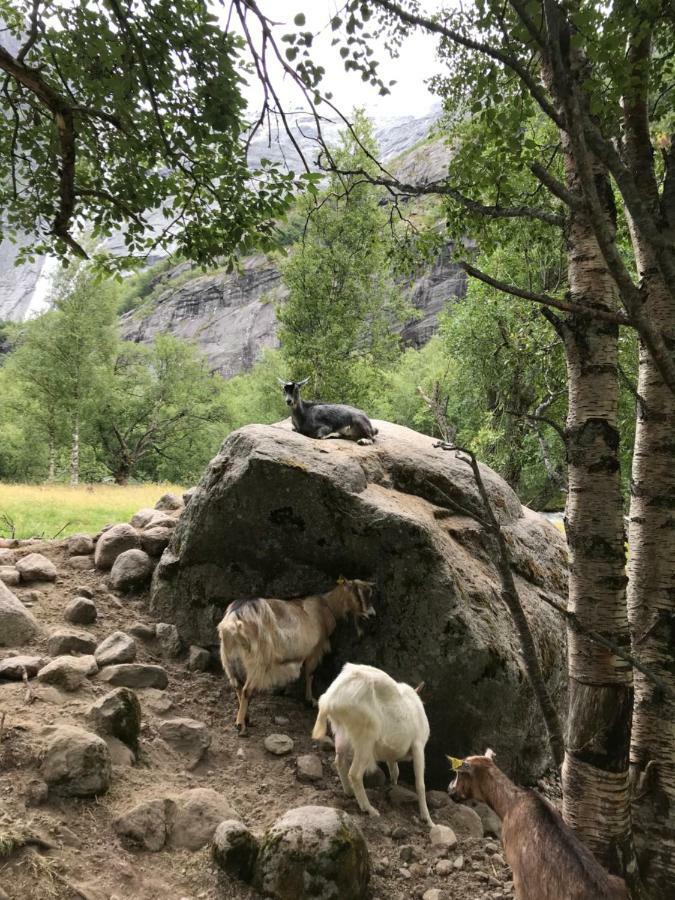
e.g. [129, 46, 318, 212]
[150, 420, 568, 785]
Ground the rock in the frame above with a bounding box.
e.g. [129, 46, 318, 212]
[442, 801, 484, 839]
[0, 566, 20, 586]
[128, 621, 156, 641]
[130, 508, 160, 529]
[147, 514, 178, 529]
[0, 585, 42, 647]
[364, 766, 387, 788]
[37, 655, 98, 691]
[144, 688, 174, 713]
[109, 549, 155, 592]
[64, 596, 97, 625]
[296, 754, 323, 783]
[68, 555, 95, 570]
[155, 492, 183, 511]
[0, 548, 15, 565]
[140, 526, 172, 557]
[74, 585, 94, 599]
[423, 890, 447, 900]
[212, 820, 258, 883]
[94, 523, 141, 570]
[99, 663, 168, 689]
[389, 784, 419, 806]
[95, 631, 137, 666]
[158, 718, 211, 768]
[86, 687, 142, 750]
[15, 552, 57, 582]
[25, 779, 49, 807]
[105, 735, 136, 767]
[466, 799, 502, 838]
[427, 790, 450, 809]
[155, 622, 182, 657]
[170, 788, 239, 851]
[115, 798, 171, 851]
[430, 825, 458, 849]
[436, 859, 453, 876]
[453, 855, 464, 870]
[187, 645, 211, 671]
[67, 534, 95, 556]
[264, 733, 294, 756]
[149, 421, 568, 784]
[183, 488, 196, 506]
[254, 805, 369, 900]
[0, 654, 48, 679]
[41, 725, 112, 797]
[47, 629, 97, 656]
[399, 845, 417, 863]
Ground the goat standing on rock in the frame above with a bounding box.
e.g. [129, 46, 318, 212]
[279, 378, 379, 445]
[217, 579, 375, 734]
[448, 750, 628, 900]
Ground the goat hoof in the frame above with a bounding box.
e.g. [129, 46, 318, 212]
[366, 807, 381, 818]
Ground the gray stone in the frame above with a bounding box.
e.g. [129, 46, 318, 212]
[436, 859, 453, 876]
[0, 566, 20, 586]
[99, 663, 168, 689]
[37, 655, 98, 691]
[453, 855, 464, 870]
[254, 805, 369, 900]
[0, 584, 35, 648]
[47, 629, 97, 656]
[130, 508, 160, 529]
[114, 798, 171, 851]
[364, 766, 387, 788]
[264, 733, 294, 756]
[182, 488, 196, 506]
[140, 526, 173, 557]
[0, 549, 15, 565]
[74, 585, 94, 599]
[212, 820, 258, 883]
[67, 534, 95, 556]
[427, 790, 451, 809]
[40, 725, 112, 797]
[466, 799, 502, 838]
[86, 687, 141, 750]
[25, 779, 49, 807]
[149, 421, 568, 784]
[423, 890, 447, 900]
[389, 784, 419, 806]
[188, 645, 211, 671]
[170, 787, 239, 851]
[159, 717, 210, 768]
[94, 523, 141, 570]
[109, 549, 155, 592]
[64, 597, 97, 625]
[15, 552, 57, 582]
[156, 622, 182, 657]
[296, 753, 323, 783]
[430, 825, 458, 849]
[68, 555, 95, 570]
[95, 631, 137, 666]
[0, 654, 47, 679]
[127, 621, 156, 641]
[155, 492, 183, 511]
[441, 801, 484, 839]
[146, 514, 178, 529]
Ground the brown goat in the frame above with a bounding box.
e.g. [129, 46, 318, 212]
[217, 578, 375, 733]
[448, 751, 628, 900]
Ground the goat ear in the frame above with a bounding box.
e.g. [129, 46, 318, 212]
[447, 756, 465, 771]
[485, 748, 497, 761]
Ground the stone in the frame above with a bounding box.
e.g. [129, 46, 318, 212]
[99, 663, 168, 689]
[389, 784, 419, 806]
[95, 631, 137, 666]
[254, 805, 369, 900]
[159, 718, 211, 768]
[109, 549, 154, 592]
[182, 488, 196, 506]
[212, 820, 258, 883]
[430, 825, 458, 849]
[40, 725, 112, 797]
[37, 655, 98, 691]
[64, 596, 97, 625]
[68, 555, 95, 570]
[0, 566, 20, 586]
[170, 788, 239, 851]
[105, 735, 136, 767]
[94, 523, 141, 570]
[264, 733, 294, 756]
[466, 799, 502, 838]
[364, 766, 387, 788]
[427, 790, 450, 809]
[0, 587, 30, 654]
[442, 801, 484, 839]
[67, 534, 95, 556]
[0, 549, 15, 565]
[86, 687, 142, 750]
[149, 421, 568, 784]
[15, 552, 57, 582]
[187, 645, 211, 671]
[47, 629, 97, 656]
[130, 508, 160, 529]
[453, 855, 464, 870]
[140, 526, 172, 557]
[25, 779, 49, 807]
[296, 753, 323, 783]
[146, 514, 178, 529]
[0, 654, 47, 679]
[399, 846, 417, 863]
[127, 621, 156, 641]
[115, 798, 171, 851]
[436, 859, 453, 876]
[155, 492, 183, 511]
[423, 891, 447, 900]
[155, 622, 182, 657]
[74, 586, 94, 599]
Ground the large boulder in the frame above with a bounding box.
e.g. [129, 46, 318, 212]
[254, 806, 369, 900]
[94, 524, 141, 570]
[150, 422, 569, 784]
[0, 580, 42, 646]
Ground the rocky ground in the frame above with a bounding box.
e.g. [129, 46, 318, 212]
[0, 496, 558, 900]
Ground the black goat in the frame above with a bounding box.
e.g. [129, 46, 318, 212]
[279, 379, 378, 445]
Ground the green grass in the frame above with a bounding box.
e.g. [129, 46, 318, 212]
[0, 483, 185, 540]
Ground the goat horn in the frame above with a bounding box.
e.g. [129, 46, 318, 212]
[447, 756, 465, 770]
[297, 377, 310, 386]
[276, 377, 287, 386]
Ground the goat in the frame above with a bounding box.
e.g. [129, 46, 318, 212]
[312, 662, 434, 826]
[278, 378, 378, 445]
[217, 579, 375, 734]
[447, 751, 628, 900]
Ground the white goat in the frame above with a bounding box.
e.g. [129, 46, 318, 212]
[312, 662, 434, 826]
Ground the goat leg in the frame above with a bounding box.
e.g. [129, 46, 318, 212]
[348, 747, 380, 817]
[412, 742, 434, 826]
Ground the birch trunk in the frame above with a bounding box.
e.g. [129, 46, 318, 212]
[70, 414, 79, 487]
[47, 436, 56, 483]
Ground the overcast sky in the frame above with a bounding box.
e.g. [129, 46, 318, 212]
[231, 1, 446, 120]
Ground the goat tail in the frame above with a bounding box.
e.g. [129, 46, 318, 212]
[312, 704, 329, 741]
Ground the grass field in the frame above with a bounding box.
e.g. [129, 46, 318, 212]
[0, 483, 185, 540]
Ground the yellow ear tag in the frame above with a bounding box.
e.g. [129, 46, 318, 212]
[337, 575, 346, 585]
[447, 756, 464, 771]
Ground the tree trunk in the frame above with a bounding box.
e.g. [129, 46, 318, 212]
[113, 467, 130, 486]
[47, 436, 56, 483]
[70, 414, 79, 487]
[558, 163, 635, 878]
